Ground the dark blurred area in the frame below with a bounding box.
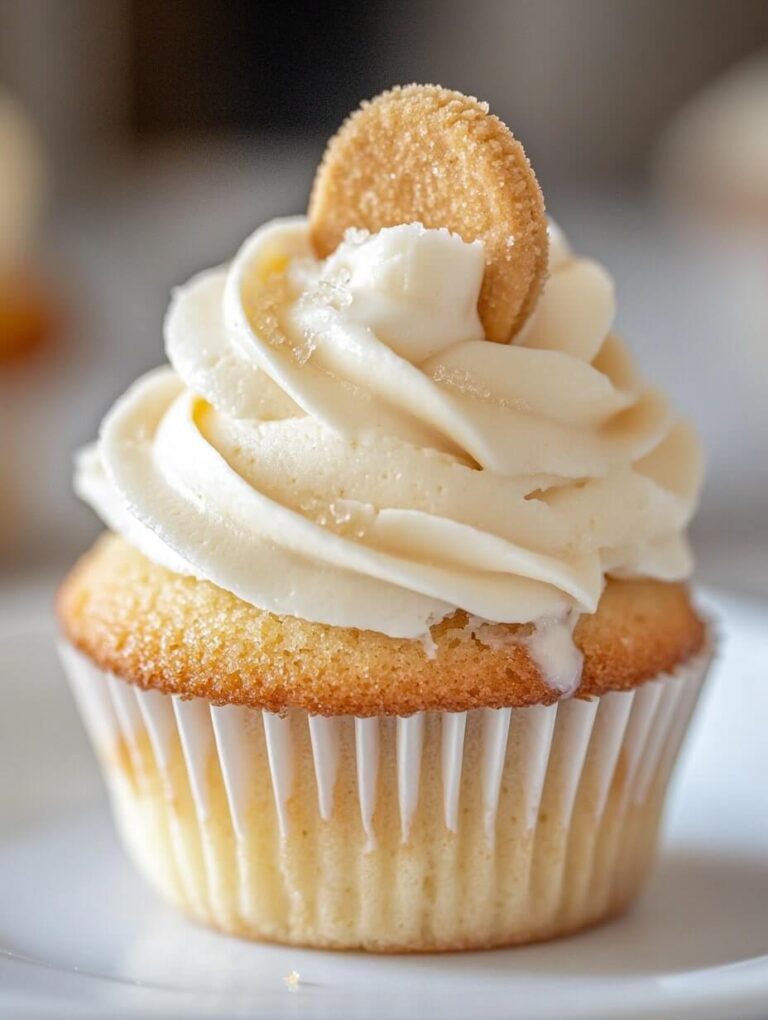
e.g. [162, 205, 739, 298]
[130, 1, 386, 138]
[128, 0, 768, 188]
[2, 0, 767, 187]
[0, 0, 767, 590]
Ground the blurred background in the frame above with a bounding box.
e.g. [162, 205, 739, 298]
[1, 0, 766, 595]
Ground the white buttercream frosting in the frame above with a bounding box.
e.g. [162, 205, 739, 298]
[523, 611, 584, 696]
[75, 217, 702, 641]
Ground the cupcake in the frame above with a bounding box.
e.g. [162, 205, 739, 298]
[57, 85, 710, 951]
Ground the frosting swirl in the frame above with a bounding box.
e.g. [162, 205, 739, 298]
[76, 217, 702, 639]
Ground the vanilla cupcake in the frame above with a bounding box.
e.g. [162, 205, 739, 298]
[58, 86, 710, 951]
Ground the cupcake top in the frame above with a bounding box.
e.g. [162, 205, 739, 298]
[75, 86, 702, 687]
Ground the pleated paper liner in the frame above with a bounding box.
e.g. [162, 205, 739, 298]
[60, 641, 710, 951]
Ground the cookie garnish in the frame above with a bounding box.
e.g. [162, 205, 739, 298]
[308, 84, 548, 342]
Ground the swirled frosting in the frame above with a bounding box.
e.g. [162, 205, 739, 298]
[76, 217, 702, 640]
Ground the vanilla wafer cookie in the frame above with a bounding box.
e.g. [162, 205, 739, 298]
[308, 84, 548, 342]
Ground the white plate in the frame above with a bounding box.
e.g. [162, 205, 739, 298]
[1, 584, 767, 1020]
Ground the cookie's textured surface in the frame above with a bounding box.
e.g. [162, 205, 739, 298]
[58, 533, 706, 715]
[308, 84, 549, 342]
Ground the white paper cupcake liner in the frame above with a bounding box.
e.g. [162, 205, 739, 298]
[59, 639, 711, 950]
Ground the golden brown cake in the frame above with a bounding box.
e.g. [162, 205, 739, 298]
[57, 85, 712, 951]
[60, 533, 705, 716]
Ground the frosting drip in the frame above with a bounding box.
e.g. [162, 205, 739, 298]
[76, 217, 702, 640]
[523, 612, 584, 697]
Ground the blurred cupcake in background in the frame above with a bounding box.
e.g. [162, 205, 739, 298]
[655, 52, 768, 443]
[0, 87, 53, 363]
[0, 88, 58, 558]
[656, 52, 768, 228]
